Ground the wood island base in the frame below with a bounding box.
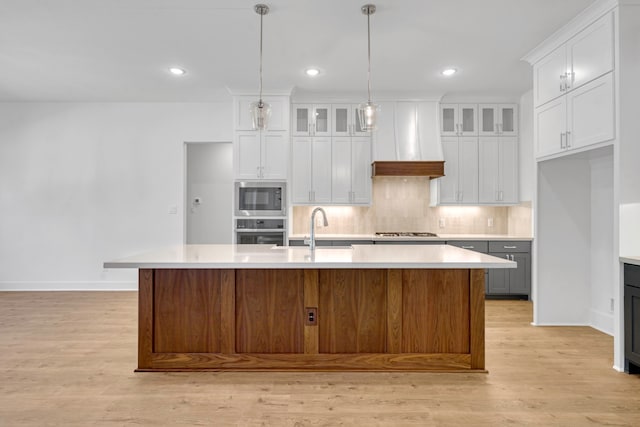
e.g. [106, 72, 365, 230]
[137, 268, 485, 372]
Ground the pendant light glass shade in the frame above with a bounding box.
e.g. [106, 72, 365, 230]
[357, 4, 379, 132]
[357, 101, 379, 131]
[250, 4, 271, 130]
[250, 100, 271, 130]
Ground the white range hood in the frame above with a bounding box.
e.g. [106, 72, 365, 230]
[371, 100, 444, 177]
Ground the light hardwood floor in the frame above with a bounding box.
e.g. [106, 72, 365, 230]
[1, 292, 639, 426]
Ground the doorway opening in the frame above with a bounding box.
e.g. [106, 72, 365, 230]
[185, 142, 233, 244]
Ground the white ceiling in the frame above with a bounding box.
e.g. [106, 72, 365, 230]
[0, 0, 596, 102]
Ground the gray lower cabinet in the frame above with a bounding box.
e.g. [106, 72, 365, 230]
[447, 241, 489, 293]
[625, 263, 640, 374]
[487, 241, 531, 299]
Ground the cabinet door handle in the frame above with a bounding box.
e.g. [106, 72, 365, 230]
[503, 245, 517, 249]
[560, 132, 566, 149]
[462, 246, 474, 249]
[566, 72, 572, 90]
[308, 123, 312, 135]
[499, 190, 504, 201]
[510, 254, 515, 261]
[560, 74, 566, 91]
[313, 123, 317, 135]
[505, 254, 510, 260]
[566, 131, 571, 148]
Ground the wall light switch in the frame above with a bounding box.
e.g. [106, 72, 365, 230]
[488, 217, 494, 227]
[439, 218, 446, 228]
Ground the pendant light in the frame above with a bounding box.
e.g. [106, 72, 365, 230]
[250, 4, 271, 130]
[357, 4, 380, 132]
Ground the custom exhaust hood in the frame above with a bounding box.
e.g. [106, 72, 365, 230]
[370, 101, 445, 178]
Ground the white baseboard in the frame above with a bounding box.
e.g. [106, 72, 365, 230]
[0, 281, 137, 291]
[590, 309, 614, 336]
[530, 322, 589, 326]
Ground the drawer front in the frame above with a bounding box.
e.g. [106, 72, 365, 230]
[447, 241, 488, 253]
[489, 241, 531, 253]
[625, 264, 640, 288]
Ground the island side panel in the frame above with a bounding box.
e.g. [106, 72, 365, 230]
[138, 269, 154, 370]
[154, 269, 223, 353]
[220, 269, 236, 354]
[402, 269, 470, 354]
[386, 270, 403, 353]
[303, 270, 319, 354]
[470, 269, 485, 370]
[318, 269, 387, 353]
[235, 269, 304, 353]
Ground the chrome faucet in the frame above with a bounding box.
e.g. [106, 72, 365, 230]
[305, 207, 328, 251]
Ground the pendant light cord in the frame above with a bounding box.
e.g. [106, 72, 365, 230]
[367, 10, 372, 104]
[259, 10, 264, 106]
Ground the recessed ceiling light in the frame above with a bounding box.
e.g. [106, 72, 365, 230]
[305, 68, 320, 77]
[169, 67, 186, 76]
[442, 68, 457, 76]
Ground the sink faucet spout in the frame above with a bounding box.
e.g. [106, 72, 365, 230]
[306, 207, 328, 251]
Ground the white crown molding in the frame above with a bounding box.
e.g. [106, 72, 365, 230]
[522, 0, 619, 65]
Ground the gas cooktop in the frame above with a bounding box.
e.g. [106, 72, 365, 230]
[374, 232, 439, 237]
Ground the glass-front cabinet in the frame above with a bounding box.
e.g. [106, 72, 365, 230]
[292, 104, 331, 137]
[479, 104, 518, 136]
[332, 104, 370, 137]
[440, 104, 478, 136]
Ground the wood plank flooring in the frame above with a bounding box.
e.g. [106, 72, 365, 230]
[1, 292, 639, 426]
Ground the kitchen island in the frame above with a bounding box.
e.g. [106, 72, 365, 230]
[104, 244, 515, 372]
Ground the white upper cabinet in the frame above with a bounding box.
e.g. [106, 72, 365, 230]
[533, 45, 568, 108]
[331, 136, 371, 205]
[535, 97, 566, 158]
[479, 137, 518, 204]
[567, 12, 613, 91]
[234, 96, 289, 131]
[235, 131, 289, 180]
[534, 72, 614, 159]
[440, 104, 477, 136]
[431, 137, 478, 205]
[533, 12, 613, 108]
[291, 136, 332, 204]
[331, 104, 370, 137]
[292, 104, 331, 137]
[479, 104, 518, 137]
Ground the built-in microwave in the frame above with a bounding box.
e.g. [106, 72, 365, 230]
[235, 181, 286, 216]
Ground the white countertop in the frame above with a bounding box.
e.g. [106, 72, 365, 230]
[104, 244, 517, 270]
[288, 233, 533, 242]
[621, 256, 640, 267]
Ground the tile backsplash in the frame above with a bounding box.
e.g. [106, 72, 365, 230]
[292, 177, 532, 236]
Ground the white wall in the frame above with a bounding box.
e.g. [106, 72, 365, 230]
[0, 101, 232, 290]
[519, 90, 534, 202]
[590, 152, 614, 334]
